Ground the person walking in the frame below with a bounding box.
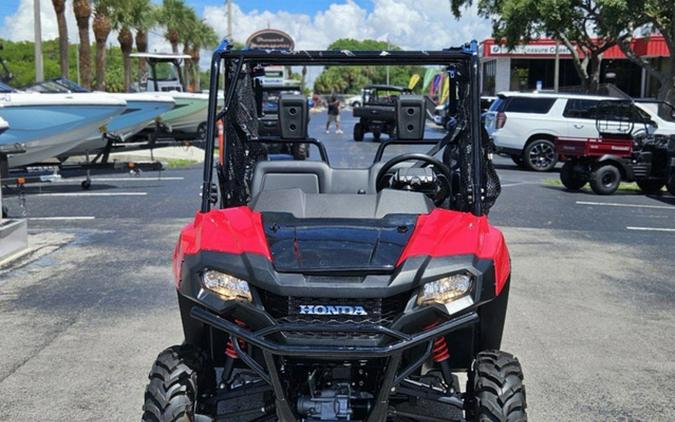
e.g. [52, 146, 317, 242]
[325, 95, 343, 134]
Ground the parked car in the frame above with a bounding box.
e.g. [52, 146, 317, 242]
[344, 93, 363, 108]
[485, 92, 675, 172]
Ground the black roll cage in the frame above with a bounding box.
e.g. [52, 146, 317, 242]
[200, 41, 484, 215]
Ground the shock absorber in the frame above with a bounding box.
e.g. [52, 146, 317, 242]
[220, 320, 247, 388]
[432, 335, 454, 390]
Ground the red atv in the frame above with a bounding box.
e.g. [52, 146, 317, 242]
[142, 42, 526, 422]
[556, 99, 675, 195]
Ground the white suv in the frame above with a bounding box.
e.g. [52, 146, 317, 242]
[484, 92, 675, 171]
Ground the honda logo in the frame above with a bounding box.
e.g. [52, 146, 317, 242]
[298, 304, 368, 316]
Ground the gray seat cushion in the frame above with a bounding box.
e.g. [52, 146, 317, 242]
[250, 188, 433, 219]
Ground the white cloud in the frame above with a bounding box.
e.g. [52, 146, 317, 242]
[1, 0, 78, 43]
[1, 0, 491, 74]
[202, 0, 492, 51]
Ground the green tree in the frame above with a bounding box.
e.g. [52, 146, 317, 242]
[73, 0, 93, 88]
[313, 38, 423, 94]
[157, 0, 189, 54]
[450, 0, 630, 92]
[92, 0, 114, 90]
[128, 0, 156, 78]
[186, 20, 218, 91]
[607, 0, 674, 106]
[51, 0, 69, 78]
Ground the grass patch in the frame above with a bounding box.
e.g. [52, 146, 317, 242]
[543, 178, 661, 193]
[165, 159, 199, 169]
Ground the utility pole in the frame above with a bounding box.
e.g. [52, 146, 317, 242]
[386, 38, 390, 85]
[554, 39, 560, 92]
[34, 0, 44, 82]
[226, 0, 233, 41]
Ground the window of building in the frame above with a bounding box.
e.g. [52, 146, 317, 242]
[482, 60, 496, 96]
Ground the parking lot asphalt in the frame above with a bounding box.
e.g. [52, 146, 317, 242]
[1, 111, 674, 421]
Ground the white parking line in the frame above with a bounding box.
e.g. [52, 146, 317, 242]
[576, 201, 675, 210]
[626, 226, 675, 233]
[33, 192, 147, 197]
[29, 216, 96, 221]
[59, 176, 184, 182]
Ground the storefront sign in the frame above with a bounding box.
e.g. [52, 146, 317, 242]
[246, 29, 295, 50]
[489, 44, 569, 56]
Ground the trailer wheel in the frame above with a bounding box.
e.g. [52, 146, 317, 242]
[468, 350, 527, 422]
[590, 164, 621, 195]
[560, 161, 586, 191]
[353, 123, 364, 142]
[142, 345, 214, 422]
[636, 180, 665, 195]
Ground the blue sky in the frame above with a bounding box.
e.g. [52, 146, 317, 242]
[0, 1, 374, 20]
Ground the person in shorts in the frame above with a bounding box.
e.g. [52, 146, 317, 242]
[325, 95, 343, 134]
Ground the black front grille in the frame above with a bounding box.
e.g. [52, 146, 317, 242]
[259, 291, 411, 340]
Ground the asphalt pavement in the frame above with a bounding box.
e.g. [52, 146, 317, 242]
[0, 111, 674, 421]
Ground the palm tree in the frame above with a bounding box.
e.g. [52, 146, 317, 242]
[92, 0, 113, 90]
[110, 2, 135, 92]
[158, 0, 188, 54]
[179, 9, 198, 90]
[189, 21, 218, 92]
[51, 0, 69, 78]
[128, 0, 156, 78]
[73, 0, 93, 89]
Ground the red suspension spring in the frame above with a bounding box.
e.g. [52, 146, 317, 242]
[225, 320, 247, 359]
[432, 336, 450, 362]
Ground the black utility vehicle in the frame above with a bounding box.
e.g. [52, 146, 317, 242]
[258, 83, 308, 160]
[142, 42, 526, 422]
[353, 85, 412, 142]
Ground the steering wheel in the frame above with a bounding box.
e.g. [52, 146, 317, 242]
[375, 153, 453, 205]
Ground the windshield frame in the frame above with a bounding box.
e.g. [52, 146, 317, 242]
[201, 42, 484, 216]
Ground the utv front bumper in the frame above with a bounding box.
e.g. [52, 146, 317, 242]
[190, 303, 479, 422]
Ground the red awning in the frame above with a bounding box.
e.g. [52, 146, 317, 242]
[481, 36, 669, 59]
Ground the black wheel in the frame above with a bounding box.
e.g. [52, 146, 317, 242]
[668, 177, 675, 196]
[352, 101, 361, 108]
[142, 345, 214, 422]
[589, 164, 621, 195]
[81, 180, 91, 190]
[292, 143, 308, 160]
[469, 350, 527, 422]
[560, 161, 586, 191]
[197, 122, 207, 141]
[353, 122, 364, 142]
[636, 179, 665, 195]
[510, 155, 524, 167]
[523, 139, 557, 172]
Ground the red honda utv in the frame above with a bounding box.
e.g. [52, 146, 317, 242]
[142, 42, 526, 422]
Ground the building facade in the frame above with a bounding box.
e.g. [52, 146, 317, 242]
[480, 36, 670, 98]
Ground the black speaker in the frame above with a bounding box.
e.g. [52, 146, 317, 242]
[279, 94, 308, 139]
[396, 95, 425, 140]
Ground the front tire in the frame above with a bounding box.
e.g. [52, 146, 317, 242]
[636, 179, 665, 195]
[524, 139, 557, 172]
[560, 161, 586, 191]
[142, 345, 213, 422]
[470, 350, 527, 422]
[590, 164, 621, 195]
[353, 122, 364, 142]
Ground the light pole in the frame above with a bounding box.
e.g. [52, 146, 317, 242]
[226, 0, 233, 42]
[34, 0, 44, 82]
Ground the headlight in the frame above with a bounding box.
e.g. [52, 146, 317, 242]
[417, 273, 473, 306]
[201, 270, 252, 302]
